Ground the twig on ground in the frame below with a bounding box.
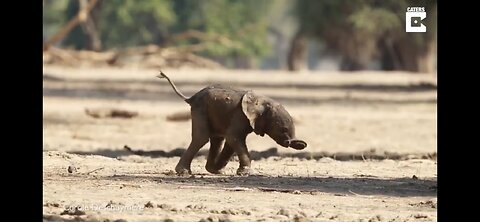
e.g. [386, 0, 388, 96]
[86, 167, 105, 175]
[348, 190, 374, 198]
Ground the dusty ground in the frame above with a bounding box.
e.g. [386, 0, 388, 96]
[43, 66, 437, 222]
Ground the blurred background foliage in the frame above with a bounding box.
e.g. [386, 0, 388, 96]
[43, 0, 436, 72]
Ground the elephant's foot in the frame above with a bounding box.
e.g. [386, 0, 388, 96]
[236, 166, 253, 176]
[175, 163, 192, 176]
[205, 165, 225, 175]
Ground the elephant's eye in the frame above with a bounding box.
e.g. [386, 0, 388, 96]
[281, 127, 288, 133]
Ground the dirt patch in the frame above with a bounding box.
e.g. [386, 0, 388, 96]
[85, 107, 139, 119]
[166, 111, 191, 121]
[409, 200, 437, 209]
[43, 150, 437, 221]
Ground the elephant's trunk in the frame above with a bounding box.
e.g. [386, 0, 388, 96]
[287, 139, 307, 150]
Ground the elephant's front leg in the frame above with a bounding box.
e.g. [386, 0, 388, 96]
[226, 134, 252, 176]
[213, 143, 235, 172]
[205, 137, 225, 174]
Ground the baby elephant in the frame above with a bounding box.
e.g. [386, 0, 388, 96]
[158, 71, 307, 176]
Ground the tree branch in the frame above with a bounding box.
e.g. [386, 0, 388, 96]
[43, 0, 100, 52]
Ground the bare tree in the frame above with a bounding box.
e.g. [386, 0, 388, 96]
[43, 0, 99, 51]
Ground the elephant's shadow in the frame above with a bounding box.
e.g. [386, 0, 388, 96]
[105, 173, 436, 198]
[72, 147, 437, 198]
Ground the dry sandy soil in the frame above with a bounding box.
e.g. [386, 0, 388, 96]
[43, 66, 437, 222]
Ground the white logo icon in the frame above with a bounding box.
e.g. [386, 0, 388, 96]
[406, 7, 426, 33]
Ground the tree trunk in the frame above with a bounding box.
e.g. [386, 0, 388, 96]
[417, 40, 436, 74]
[287, 30, 307, 71]
[234, 56, 255, 69]
[381, 36, 436, 73]
[379, 35, 402, 71]
[43, 0, 99, 51]
[79, 0, 102, 51]
[340, 58, 367, 71]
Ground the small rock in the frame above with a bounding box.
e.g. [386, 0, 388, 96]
[413, 214, 428, 219]
[158, 203, 172, 210]
[329, 215, 338, 220]
[293, 190, 302, 195]
[43, 202, 60, 207]
[218, 218, 232, 222]
[164, 170, 176, 176]
[193, 204, 207, 210]
[144, 201, 155, 208]
[293, 214, 311, 222]
[368, 214, 384, 222]
[67, 165, 76, 173]
[209, 209, 220, 214]
[221, 209, 238, 215]
[412, 175, 418, 180]
[60, 207, 85, 216]
[277, 208, 290, 217]
[242, 210, 251, 215]
[201, 215, 219, 222]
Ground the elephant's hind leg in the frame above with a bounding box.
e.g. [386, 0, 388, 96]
[175, 109, 210, 175]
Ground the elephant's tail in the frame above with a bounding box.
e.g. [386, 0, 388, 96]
[157, 71, 189, 101]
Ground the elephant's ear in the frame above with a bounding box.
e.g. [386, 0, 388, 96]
[241, 91, 265, 130]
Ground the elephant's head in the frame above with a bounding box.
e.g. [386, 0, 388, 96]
[242, 92, 307, 150]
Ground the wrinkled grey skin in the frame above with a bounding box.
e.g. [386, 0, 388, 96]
[158, 71, 307, 176]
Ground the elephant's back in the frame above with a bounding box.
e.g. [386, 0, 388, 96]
[204, 85, 245, 111]
[188, 85, 246, 105]
[194, 85, 247, 134]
